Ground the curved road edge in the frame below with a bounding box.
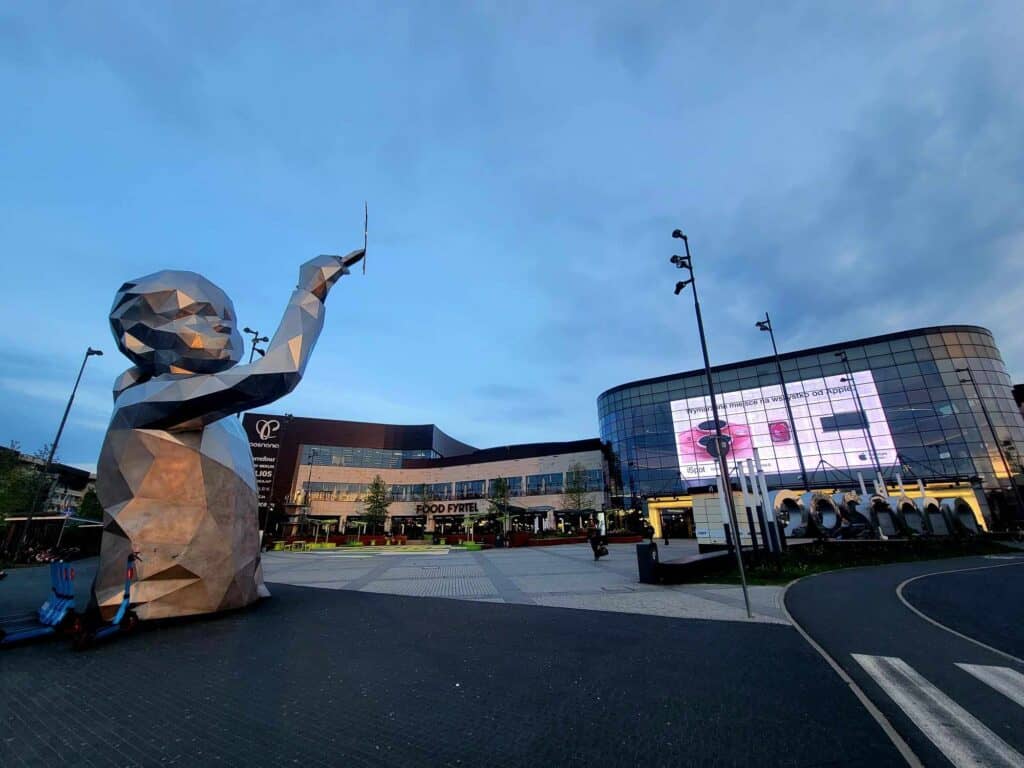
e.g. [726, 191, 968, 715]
[784, 555, 1024, 768]
[780, 579, 923, 767]
[896, 561, 1024, 666]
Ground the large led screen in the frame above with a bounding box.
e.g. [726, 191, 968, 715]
[670, 371, 897, 481]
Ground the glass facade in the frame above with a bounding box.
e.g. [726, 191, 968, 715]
[304, 481, 369, 502]
[597, 326, 1024, 506]
[299, 444, 440, 468]
[454, 479, 486, 499]
[526, 473, 564, 495]
[302, 471, 604, 502]
[488, 477, 524, 497]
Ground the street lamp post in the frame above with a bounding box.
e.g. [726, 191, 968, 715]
[756, 313, 810, 492]
[671, 230, 751, 618]
[16, 347, 103, 559]
[297, 446, 319, 537]
[243, 327, 269, 364]
[835, 351, 885, 483]
[957, 367, 1024, 522]
[262, 413, 292, 538]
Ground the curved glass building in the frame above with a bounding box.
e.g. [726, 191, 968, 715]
[597, 326, 1024, 519]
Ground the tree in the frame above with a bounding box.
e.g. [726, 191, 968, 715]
[562, 463, 596, 524]
[362, 475, 390, 535]
[487, 477, 511, 533]
[0, 445, 52, 529]
[78, 488, 104, 521]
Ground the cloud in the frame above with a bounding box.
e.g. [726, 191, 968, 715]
[0, 376, 112, 418]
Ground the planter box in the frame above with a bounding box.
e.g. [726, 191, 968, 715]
[527, 536, 588, 546]
[509, 531, 532, 548]
[607, 535, 643, 544]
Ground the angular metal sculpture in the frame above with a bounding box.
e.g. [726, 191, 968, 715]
[93, 251, 364, 620]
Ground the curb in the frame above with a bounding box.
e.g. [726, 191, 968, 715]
[781, 574, 923, 768]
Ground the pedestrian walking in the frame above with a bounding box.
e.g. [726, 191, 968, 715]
[588, 525, 604, 561]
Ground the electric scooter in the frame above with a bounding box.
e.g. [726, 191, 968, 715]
[72, 554, 140, 650]
[0, 561, 79, 647]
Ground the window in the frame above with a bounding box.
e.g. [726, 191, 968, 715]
[299, 444, 440, 469]
[488, 477, 523, 497]
[389, 484, 425, 502]
[454, 480, 485, 499]
[526, 473, 564, 495]
[302, 481, 368, 501]
[584, 469, 604, 491]
[425, 482, 452, 501]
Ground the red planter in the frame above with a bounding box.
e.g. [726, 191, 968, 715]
[527, 536, 588, 546]
[607, 535, 643, 543]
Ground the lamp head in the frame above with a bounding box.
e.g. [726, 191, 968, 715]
[87, 347, 103, 356]
[243, 327, 255, 334]
[670, 254, 691, 269]
[674, 280, 692, 295]
[671, 229, 686, 240]
[755, 320, 770, 332]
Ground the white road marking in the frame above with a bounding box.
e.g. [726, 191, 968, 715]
[852, 654, 1024, 768]
[957, 664, 1024, 710]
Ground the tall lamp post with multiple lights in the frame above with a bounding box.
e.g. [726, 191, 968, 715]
[16, 346, 103, 559]
[755, 313, 810, 492]
[957, 366, 1024, 523]
[671, 229, 751, 618]
[243, 326, 269, 363]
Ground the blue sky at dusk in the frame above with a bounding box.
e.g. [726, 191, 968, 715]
[1, 2, 1022, 469]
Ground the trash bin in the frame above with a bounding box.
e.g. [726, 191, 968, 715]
[636, 542, 660, 584]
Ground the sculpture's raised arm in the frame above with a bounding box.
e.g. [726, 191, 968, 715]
[110, 249, 364, 431]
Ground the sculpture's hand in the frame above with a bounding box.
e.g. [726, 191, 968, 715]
[299, 249, 365, 301]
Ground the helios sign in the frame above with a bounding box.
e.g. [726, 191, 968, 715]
[243, 414, 286, 512]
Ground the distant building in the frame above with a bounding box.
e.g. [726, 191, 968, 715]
[241, 415, 607, 539]
[599, 324, 1024, 533]
[1, 446, 97, 552]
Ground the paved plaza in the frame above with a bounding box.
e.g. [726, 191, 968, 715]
[261, 542, 787, 624]
[1, 557, 900, 768]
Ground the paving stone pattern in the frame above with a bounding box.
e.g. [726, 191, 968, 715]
[263, 543, 787, 624]
[1, 579, 901, 767]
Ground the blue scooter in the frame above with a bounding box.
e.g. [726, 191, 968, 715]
[72, 554, 140, 650]
[0, 561, 80, 646]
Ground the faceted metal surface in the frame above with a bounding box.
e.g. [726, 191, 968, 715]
[94, 251, 364, 620]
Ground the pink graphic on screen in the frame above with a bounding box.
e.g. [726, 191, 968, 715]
[677, 419, 753, 462]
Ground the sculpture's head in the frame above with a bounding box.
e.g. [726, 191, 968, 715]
[109, 270, 243, 375]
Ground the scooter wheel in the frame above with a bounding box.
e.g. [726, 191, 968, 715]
[64, 615, 84, 638]
[122, 611, 140, 634]
[71, 629, 95, 652]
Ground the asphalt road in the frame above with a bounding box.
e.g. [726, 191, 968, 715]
[0, 563, 902, 767]
[786, 555, 1024, 768]
[901, 558, 1024, 661]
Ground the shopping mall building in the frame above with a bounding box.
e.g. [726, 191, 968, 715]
[241, 415, 607, 539]
[598, 324, 1024, 536]
[243, 324, 1023, 540]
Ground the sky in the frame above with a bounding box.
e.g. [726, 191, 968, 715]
[1, 1, 1023, 470]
